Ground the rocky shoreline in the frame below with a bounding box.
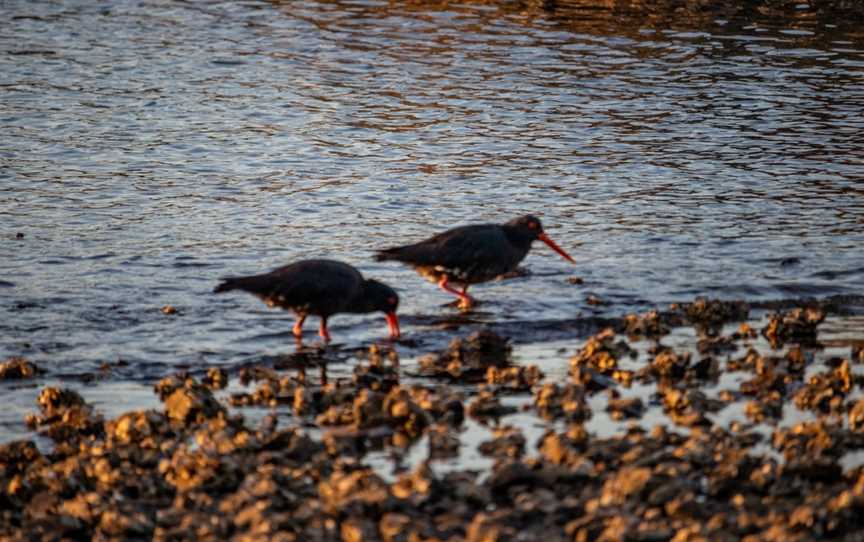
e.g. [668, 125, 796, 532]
[3, 297, 864, 540]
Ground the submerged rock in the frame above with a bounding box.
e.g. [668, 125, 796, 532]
[0, 357, 42, 380]
[676, 297, 749, 334]
[623, 310, 672, 338]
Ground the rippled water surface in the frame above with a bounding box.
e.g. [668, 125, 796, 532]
[2, 0, 864, 441]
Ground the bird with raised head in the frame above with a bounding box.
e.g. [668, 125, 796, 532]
[375, 215, 574, 308]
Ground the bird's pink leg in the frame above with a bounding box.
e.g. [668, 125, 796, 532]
[292, 315, 306, 338]
[437, 277, 474, 308]
[320, 363, 328, 386]
[318, 317, 332, 342]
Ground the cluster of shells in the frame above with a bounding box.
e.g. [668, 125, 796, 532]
[2, 298, 864, 540]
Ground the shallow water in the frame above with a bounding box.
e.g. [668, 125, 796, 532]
[2, 0, 864, 443]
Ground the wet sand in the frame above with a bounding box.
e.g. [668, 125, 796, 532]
[3, 295, 864, 540]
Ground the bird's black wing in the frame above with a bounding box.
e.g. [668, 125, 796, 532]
[267, 260, 363, 311]
[377, 224, 500, 266]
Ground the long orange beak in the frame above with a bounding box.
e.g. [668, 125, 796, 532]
[385, 311, 400, 339]
[538, 232, 576, 264]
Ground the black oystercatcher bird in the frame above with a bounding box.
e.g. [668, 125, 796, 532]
[375, 215, 575, 308]
[214, 259, 400, 342]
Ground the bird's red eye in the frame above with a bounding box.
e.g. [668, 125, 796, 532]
[388, 296, 397, 305]
[528, 222, 537, 229]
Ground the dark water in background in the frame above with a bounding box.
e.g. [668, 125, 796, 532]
[1, 1, 863, 442]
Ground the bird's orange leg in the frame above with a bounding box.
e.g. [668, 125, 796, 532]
[318, 317, 332, 342]
[292, 315, 306, 338]
[320, 363, 328, 386]
[437, 276, 474, 308]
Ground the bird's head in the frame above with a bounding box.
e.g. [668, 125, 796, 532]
[508, 215, 545, 238]
[361, 279, 401, 339]
[507, 214, 575, 264]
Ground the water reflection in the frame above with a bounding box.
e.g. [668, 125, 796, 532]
[1, 0, 863, 416]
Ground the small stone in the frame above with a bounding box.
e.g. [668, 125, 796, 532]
[586, 294, 606, 306]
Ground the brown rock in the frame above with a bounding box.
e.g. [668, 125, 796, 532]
[678, 297, 749, 333]
[534, 383, 590, 422]
[0, 357, 42, 379]
[850, 399, 864, 432]
[762, 307, 825, 347]
[163, 382, 224, 424]
[380, 513, 413, 542]
[468, 388, 517, 421]
[623, 310, 670, 338]
[478, 426, 525, 459]
[600, 467, 654, 506]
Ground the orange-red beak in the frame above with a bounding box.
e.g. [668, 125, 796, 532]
[385, 311, 400, 339]
[538, 232, 576, 264]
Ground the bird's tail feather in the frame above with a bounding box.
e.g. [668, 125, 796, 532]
[213, 275, 268, 294]
[375, 248, 405, 262]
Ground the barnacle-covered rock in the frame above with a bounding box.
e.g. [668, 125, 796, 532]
[230, 373, 296, 407]
[27, 387, 104, 448]
[697, 334, 738, 355]
[538, 425, 589, 466]
[623, 309, 672, 338]
[793, 360, 853, 415]
[640, 347, 691, 381]
[0, 357, 42, 379]
[163, 380, 225, 424]
[353, 351, 400, 393]
[600, 466, 656, 506]
[467, 387, 517, 421]
[570, 328, 635, 376]
[762, 307, 825, 347]
[850, 399, 864, 432]
[419, 329, 512, 381]
[202, 367, 228, 390]
[427, 423, 461, 460]
[383, 387, 433, 437]
[676, 297, 749, 334]
[534, 383, 591, 422]
[658, 385, 718, 427]
[318, 467, 391, 516]
[606, 393, 645, 421]
[478, 426, 526, 459]
[485, 364, 544, 391]
[105, 410, 172, 448]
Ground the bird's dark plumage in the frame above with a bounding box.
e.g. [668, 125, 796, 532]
[215, 259, 399, 341]
[376, 215, 574, 307]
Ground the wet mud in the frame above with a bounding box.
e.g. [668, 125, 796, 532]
[3, 295, 864, 540]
